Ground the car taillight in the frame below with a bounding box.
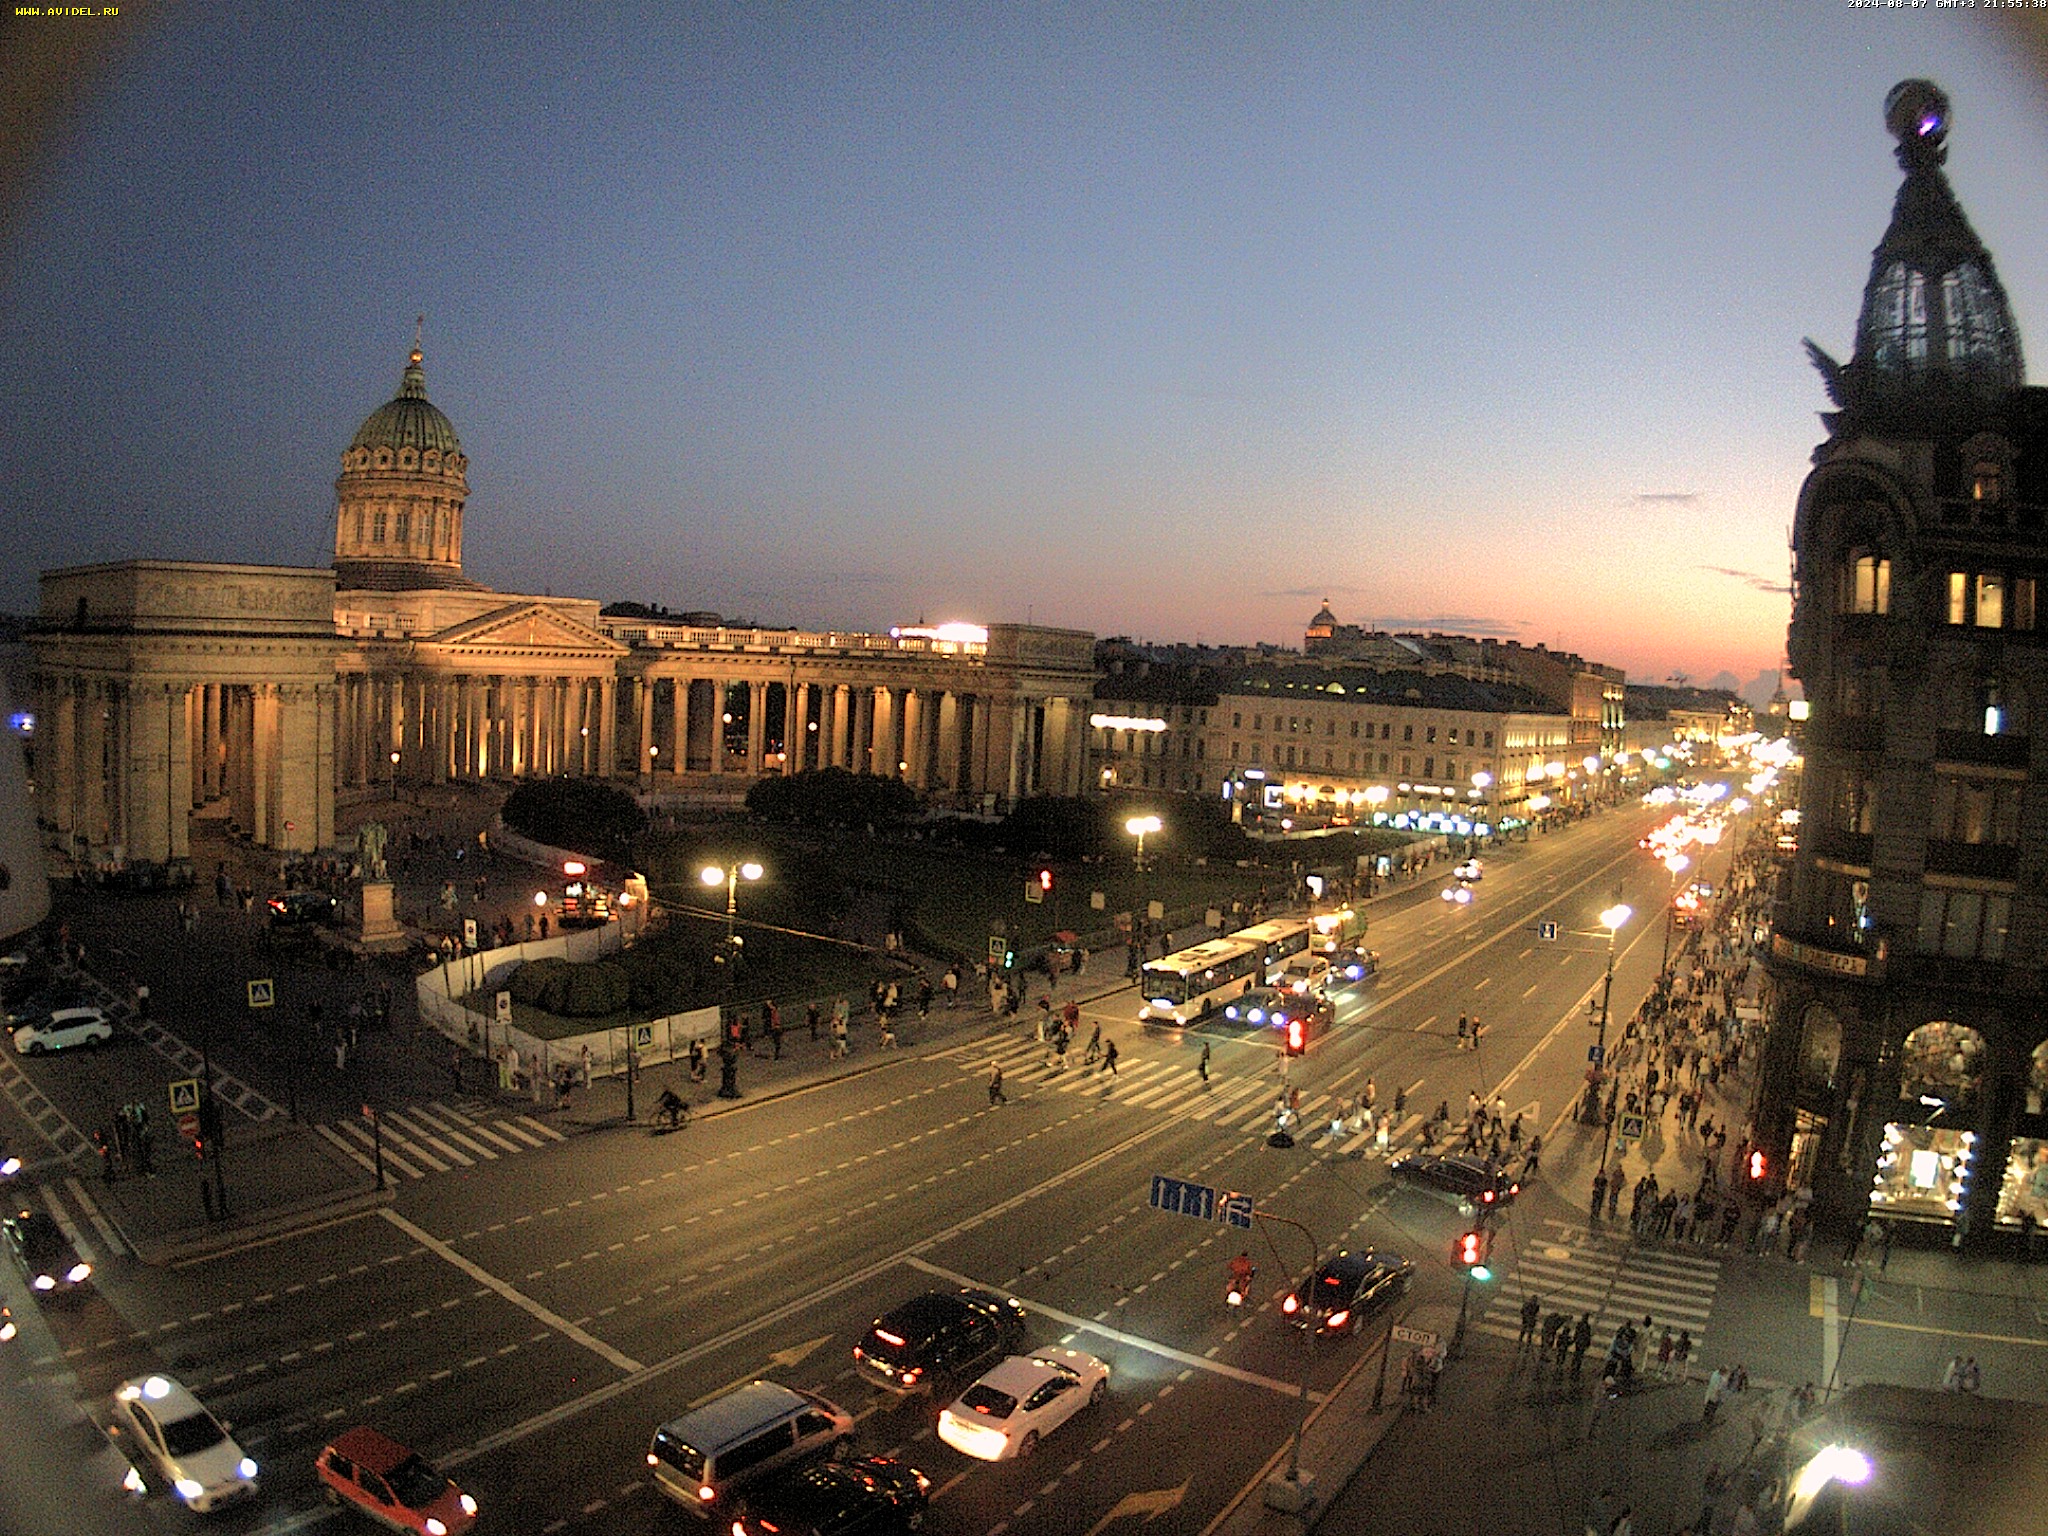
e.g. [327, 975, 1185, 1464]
[904, 1366, 921, 1382]
[646, 1453, 658, 1467]
[1282, 1294, 1299, 1315]
[851, 1346, 864, 1359]
[1481, 1189, 1496, 1203]
[699, 1485, 717, 1502]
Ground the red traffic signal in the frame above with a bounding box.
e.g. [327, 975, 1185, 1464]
[1747, 1149, 1768, 1182]
[1037, 868, 1054, 892]
[1285, 1017, 1306, 1056]
[1455, 1230, 1487, 1267]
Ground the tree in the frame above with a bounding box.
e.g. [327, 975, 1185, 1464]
[501, 778, 647, 861]
[746, 768, 918, 828]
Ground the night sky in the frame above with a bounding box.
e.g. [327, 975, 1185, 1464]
[5, 5, 2047, 693]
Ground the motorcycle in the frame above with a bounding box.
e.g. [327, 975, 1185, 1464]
[1226, 1265, 1257, 1308]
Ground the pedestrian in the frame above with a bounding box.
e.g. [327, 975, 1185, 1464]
[1456, 1014, 1470, 1049]
[1656, 1328, 1675, 1380]
[579, 1043, 593, 1088]
[1961, 1356, 1981, 1394]
[806, 1000, 821, 1041]
[334, 1033, 348, 1072]
[1571, 1313, 1593, 1378]
[1392, 1085, 1406, 1118]
[831, 1013, 849, 1060]
[1610, 1505, 1634, 1536]
[689, 1037, 707, 1082]
[1673, 1328, 1693, 1380]
[1101, 1039, 1120, 1076]
[987, 1062, 1006, 1107]
[1541, 1311, 1564, 1359]
[1084, 1023, 1102, 1064]
[942, 965, 959, 1008]
[1518, 1293, 1541, 1348]
[1590, 1167, 1608, 1220]
[1703, 1366, 1727, 1426]
[1376, 1116, 1391, 1156]
[1198, 1040, 1211, 1085]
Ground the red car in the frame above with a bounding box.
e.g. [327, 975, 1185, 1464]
[315, 1426, 477, 1535]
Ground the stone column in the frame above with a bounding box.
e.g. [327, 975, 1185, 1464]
[668, 677, 688, 778]
[746, 680, 768, 774]
[901, 689, 926, 787]
[47, 679, 77, 842]
[79, 679, 111, 852]
[273, 683, 327, 853]
[936, 691, 961, 793]
[598, 676, 617, 777]
[431, 678, 453, 784]
[633, 676, 653, 778]
[852, 685, 875, 774]
[786, 681, 807, 772]
[117, 681, 175, 865]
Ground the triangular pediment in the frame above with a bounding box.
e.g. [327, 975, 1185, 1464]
[424, 602, 629, 658]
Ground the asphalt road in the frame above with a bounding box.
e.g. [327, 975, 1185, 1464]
[2, 803, 1785, 1536]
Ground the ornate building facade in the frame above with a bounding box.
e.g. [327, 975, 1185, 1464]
[24, 346, 1097, 870]
[1760, 82, 2048, 1250]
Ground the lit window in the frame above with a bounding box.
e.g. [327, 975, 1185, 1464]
[1948, 572, 1969, 625]
[1976, 574, 2005, 629]
[1846, 554, 1891, 615]
[1971, 461, 2002, 503]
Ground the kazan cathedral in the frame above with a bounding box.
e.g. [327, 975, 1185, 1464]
[22, 345, 1097, 871]
[1760, 82, 2048, 1252]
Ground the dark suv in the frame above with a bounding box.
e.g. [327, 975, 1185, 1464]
[730, 1456, 930, 1536]
[853, 1288, 1027, 1395]
[268, 890, 338, 926]
[1388, 1153, 1520, 1212]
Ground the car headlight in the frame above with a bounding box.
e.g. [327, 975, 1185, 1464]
[66, 1261, 91, 1284]
[426, 1520, 447, 1536]
[1326, 1309, 1351, 1330]
[0, 1317, 15, 1341]
[459, 1493, 478, 1516]
[31, 1273, 53, 1290]
[0, 1156, 19, 1176]
[237, 1457, 258, 1480]
[174, 1477, 205, 1503]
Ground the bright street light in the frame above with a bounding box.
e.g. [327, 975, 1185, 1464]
[1590, 904, 1633, 1175]
[1124, 814, 1161, 873]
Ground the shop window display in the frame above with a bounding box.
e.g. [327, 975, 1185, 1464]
[1995, 1138, 2048, 1229]
[1799, 1006, 1842, 1096]
[1897, 1020, 1985, 1109]
[1870, 1123, 1978, 1223]
[2027, 1039, 2048, 1116]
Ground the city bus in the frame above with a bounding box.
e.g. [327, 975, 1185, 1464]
[1139, 937, 1261, 1025]
[1235, 917, 1316, 984]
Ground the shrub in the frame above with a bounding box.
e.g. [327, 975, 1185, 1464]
[501, 778, 647, 861]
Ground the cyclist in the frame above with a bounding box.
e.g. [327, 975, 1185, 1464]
[656, 1087, 686, 1132]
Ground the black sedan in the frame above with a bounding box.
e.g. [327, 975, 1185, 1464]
[854, 1287, 1028, 1395]
[267, 890, 338, 926]
[1282, 1249, 1413, 1335]
[4, 1208, 92, 1295]
[1387, 1153, 1520, 1212]
[730, 1456, 931, 1536]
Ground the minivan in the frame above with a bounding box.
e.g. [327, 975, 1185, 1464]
[648, 1381, 852, 1518]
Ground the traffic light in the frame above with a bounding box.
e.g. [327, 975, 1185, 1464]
[1285, 1017, 1306, 1057]
[1037, 868, 1054, 893]
[1456, 1229, 1493, 1281]
[1747, 1149, 1768, 1183]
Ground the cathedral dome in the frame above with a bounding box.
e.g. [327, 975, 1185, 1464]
[348, 348, 463, 458]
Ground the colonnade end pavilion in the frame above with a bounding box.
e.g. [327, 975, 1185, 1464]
[23, 346, 1097, 870]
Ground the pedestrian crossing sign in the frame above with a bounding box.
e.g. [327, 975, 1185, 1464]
[246, 978, 274, 1009]
[1538, 921, 1558, 941]
[168, 1078, 201, 1115]
[1619, 1112, 1646, 1140]
[632, 1024, 654, 1050]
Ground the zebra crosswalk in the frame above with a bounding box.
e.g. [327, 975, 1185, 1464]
[942, 1033, 1424, 1153]
[314, 1099, 566, 1182]
[1472, 1217, 1723, 1357]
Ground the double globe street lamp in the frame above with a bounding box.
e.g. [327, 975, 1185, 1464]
[1586, 903, 1633, 1179]
[700, 862, 763, 1099]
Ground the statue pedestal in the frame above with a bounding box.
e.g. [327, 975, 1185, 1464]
[359, 880, 405, 947]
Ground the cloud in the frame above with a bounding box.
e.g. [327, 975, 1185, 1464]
[1700, 564, 1792, 595]
[1265, 584, 1373, 600]
[1634, 491, 1703, 506]
[1372, 614, 1528, 639]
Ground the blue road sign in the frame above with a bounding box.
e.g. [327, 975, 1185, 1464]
[1149, 1174, 1217, 1223]
[1220, 1192, 1254, 1230]
[1538, 921, 1559, 941]
[1588, 1044, 1604, 1064]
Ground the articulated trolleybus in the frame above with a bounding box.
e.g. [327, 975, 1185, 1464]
[1233, 917, 1315, 983]
[1139, 937, 1260, 1025]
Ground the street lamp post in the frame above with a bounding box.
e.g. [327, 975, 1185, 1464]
[1124, 814, 1160, 874]
[1660, 853, 1691, 974]
[1589, 903, 1633, 1176]
[389, 749, 400, 803]
[701, 862, 762, 1100]
[1123, 815, 1161, 965]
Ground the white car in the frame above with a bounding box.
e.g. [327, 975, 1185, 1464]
[1440, 884, 1474, 906]
[111, 1374, 259, 1511]
[13, 1005, 114, 1055]
[936, 1348, 1109, 1461]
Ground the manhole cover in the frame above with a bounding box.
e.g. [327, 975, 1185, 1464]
[1544, 1246, 1573, 1261]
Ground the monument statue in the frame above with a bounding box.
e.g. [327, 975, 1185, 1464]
[357, 820, 389, 882]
